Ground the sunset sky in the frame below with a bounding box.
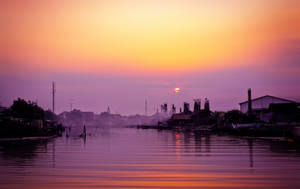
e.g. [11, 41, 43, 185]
[1, 0, 300, 114]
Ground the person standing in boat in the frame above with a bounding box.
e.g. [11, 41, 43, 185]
[83, 125, 86, 136]
[79, 125, 87, 138]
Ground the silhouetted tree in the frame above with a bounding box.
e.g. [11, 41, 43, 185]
[44, 109, 57, 121]
[224, 110, 247, 124]
[10, 98, 44, 120]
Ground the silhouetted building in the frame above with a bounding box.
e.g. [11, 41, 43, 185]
[239, 95, 298, 114]
[171, 104, 176, 114]
[161, 103, 168, 113]
[193, 99, 201, 113]
[259, 103, 300, 123]
[168, 99, 215, 126]
[82, 112, 94, 123]
[204, 98, 210, 112]
[170, 113, 192, 125]
[239, 93, 300, 123]
[183, 102, 191, 114]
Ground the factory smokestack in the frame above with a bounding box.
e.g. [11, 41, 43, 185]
[248, 88, 252, 115]
[193, 99, 201, 113]
[183, 102, 190, 113]
[204, 98, 210, 112]
[171, 104, 176, 114]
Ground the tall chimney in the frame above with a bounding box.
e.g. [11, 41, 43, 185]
[204, 98, 210, 112]
[183, 102, 190, 113]
[248, 88, 252, 115]
[171, 104, 176, 114]
[193, 99, 201, 113]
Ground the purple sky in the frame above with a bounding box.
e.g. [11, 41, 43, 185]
[1, 61, 299, 115]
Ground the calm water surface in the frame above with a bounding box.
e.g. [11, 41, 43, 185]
[1, 127, 300, 189]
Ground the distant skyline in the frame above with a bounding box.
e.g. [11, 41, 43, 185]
[1, 0, 300, 115]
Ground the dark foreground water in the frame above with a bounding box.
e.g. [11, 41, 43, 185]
[1, 127, 300, 189]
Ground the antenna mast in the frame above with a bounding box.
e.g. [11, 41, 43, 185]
[145, 99, 148, 116]
[52, 82, 56, 113]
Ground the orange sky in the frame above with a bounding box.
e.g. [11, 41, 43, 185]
[1, 0, 300, 114]
[1, 0, 299, 75]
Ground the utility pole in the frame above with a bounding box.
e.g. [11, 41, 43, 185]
[145, 99, 148, 116]
[52, 82, 56, 113]
[69, 99, 74, 111]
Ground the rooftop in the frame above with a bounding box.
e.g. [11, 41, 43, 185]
[239, 95, 298, 105]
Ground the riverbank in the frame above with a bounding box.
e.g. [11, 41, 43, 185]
[133, 123, 300, 142]
[0, 135, 57, 141]
[0, 121, 64, 139]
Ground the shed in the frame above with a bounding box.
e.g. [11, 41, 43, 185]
[239, 95, 297, 114]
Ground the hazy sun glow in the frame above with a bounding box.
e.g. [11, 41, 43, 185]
[175, 88, 181, 93]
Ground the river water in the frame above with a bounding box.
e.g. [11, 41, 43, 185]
[0, 127, 300, 189]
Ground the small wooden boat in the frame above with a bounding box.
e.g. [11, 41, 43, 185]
[79, 125, 86, 138]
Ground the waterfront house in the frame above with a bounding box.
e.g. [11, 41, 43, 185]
[239, 95, 298, 114]
[239, 94, 300, 123]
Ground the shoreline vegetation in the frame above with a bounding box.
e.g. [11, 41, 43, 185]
[0, 135, 57, 142]
[0, 98, 63, 139]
